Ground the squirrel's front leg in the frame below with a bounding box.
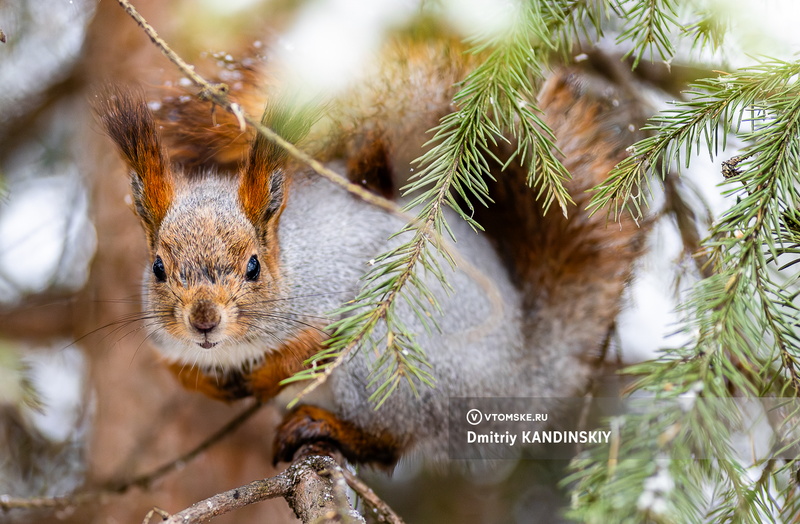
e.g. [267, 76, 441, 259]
[273, 405, 406, 469]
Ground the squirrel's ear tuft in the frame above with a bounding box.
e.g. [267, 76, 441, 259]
[238, 101, 313, 227]
[95, 86, 174, 241]
[239, 166, 287, 228]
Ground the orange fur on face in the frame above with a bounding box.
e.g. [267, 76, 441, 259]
[152, 212, 261, 342]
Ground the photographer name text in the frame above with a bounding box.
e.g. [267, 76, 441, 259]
[466, 430, 611, 446]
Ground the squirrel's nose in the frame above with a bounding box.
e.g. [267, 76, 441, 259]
[189, 300, 221, 334]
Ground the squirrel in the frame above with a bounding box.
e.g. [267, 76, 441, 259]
[96, 38, 647, 468]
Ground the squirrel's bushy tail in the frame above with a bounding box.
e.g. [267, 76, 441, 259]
[477, 68, 648, 378]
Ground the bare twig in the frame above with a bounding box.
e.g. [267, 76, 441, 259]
[152, 473, 292, 523]
[0, 492, 98, 512]
[0, 401, 263, 511]
[142, 507, 171, 524]
[113, 0, 405, 221]
[105, 401, 264, 492]
[152, 452, 365, 524]
[342, 468, 406, 524]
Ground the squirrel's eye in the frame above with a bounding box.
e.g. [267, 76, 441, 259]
[245, 255, 260, 282]
[153, 256, 167, 282]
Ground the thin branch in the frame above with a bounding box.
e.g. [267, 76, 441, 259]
[145, 476, 292, 524]
[0, 401, 263, 511]
[105, 401, 264, 492]
[342, 468, 406, 524]
[0, 492, 98, 512]
[148, 452, 366, 524]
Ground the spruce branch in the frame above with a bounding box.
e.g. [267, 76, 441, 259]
[591, 59, 800, 221]
[571, 56, 800, 522]
[684, 7, 728, 53]
[617, 0, 681, 68]
[285, 2, 573, 408]
[543, 0, 617, 53]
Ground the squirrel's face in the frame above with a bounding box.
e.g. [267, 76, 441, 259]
[98, 88, 297, 369]
[143, 179, 287, 369]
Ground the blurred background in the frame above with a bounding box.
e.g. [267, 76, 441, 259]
[1, 0, 800, 522]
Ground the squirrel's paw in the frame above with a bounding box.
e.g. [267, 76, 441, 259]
[273, 405, 401, 469]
